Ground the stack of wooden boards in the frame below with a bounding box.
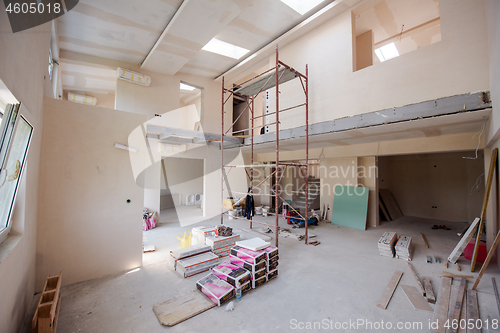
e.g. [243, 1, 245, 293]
[32, 272, 62, 333]
[395, 236, 413, 261]
[196, 238, 279, 307]
[432, 277, 481, 333]
[378, 232, 398, 258]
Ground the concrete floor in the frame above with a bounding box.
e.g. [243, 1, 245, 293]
[22, 216, 500, 333]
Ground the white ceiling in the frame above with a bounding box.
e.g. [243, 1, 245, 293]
[57, 0, 335, 79]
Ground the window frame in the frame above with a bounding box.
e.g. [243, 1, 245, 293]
[0, 103, 33, 244]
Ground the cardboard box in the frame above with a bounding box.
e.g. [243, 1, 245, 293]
[212, 262, 251, 288]
[192, 226, 217, 245]
[267, 261, 278, 272]
[252, 275, 267, 289]
[206, 234, 240, 250]
[262, 246, 278, 259]
[175, 252, 219, 278]
[229, 254, 266, 274]
[267, 269, 278, 281]
[196, 273, 234, 306]
[230, 246, 266, 265]
[252, 267, 266, 280]
[170, 244, 211, 260]
[268, 255, 279, 265]
[238, 281, 252, 295]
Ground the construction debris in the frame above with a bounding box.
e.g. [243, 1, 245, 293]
[422, 277, 436, 304]
[378, 232, 397, 258]
[434, 256, 441, 263]
[217, 225, 233, 237]
[492, 277, 500, 316]
[377, 270, 403, 310]
[395, 236, 413, 261]
[407, 262, 426, 296]
[426, 256, 432, 263]
[421, 233, 429, 248]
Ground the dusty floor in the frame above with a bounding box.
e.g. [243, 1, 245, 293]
[22, 215, 500, 333]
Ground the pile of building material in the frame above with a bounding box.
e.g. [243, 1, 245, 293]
[192, 226, 217, 245]
[206, 234, 240, 258]
[395, 236, 413, 261]
[378, 232, 398, 258]
[175, 252, 220, 278]
[196, 238, 279, 306]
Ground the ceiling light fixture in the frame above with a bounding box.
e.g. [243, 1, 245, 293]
[280, 0, 325, 15]
[202, 38, 249, 59]
[374, 42, 400, 62]
[180, 83, 196, 91]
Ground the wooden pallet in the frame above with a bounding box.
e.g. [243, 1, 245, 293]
[33, 272, 62, 333]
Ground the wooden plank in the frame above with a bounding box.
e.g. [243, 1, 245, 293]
[446, 284, 460, 333]
[153, 290, 215, 327]
[421, 233, 429, 248]
[457, 289, 467, 333]
[446, 278, 467, 333]
[379, 189, 403, 220]
[466, 289, 481, 333]
[472, 229, 500, 290]
[471, 148, 498, 272]
[433, 277, 452, 333]
[407, 262, 426, 296]
[444, 262, 448, 269]
[377, 270, 403, 309]
[379, 194, 392, 221]
[50, 272, 62, 326]
[32, 275, 50, 329]
[422, 277, 436, 304]
[400, 285, 433, 312]
[439, 273, 474, 279]
[456, 263, 461, 272]
[493, 277, 500, 316]
[447, 217, 480, 264]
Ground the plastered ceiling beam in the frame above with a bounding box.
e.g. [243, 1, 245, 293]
[141, 0, 244, 75]
[146, 125, 242, 145]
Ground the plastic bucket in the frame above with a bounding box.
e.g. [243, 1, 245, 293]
[255, 206, 263, 215]
[262, 206, 270, 217]
[176, 230, 192, 248]
[228, 210, 237, 220]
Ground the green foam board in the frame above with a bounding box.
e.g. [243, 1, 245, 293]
[331, 185, 369, 230]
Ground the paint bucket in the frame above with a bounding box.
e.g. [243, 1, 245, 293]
[255, 206, 263, 215]
[176, 230, 192, 248]
[282, 204, 288, 219]
[262, 206, 270, 217]
[228, 210, 237, 220]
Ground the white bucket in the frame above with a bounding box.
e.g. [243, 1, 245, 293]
[255, 206, 263, 215]
[228, 210, 237, 220]
[262, 206, 270, 217]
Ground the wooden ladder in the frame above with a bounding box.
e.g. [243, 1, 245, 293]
[32, 272, 62, 333]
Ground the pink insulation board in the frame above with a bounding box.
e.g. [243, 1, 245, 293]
[212, 262, 251, 288]
[230, 246, 266, 265]
[229, 254, 266, 274]
[196, 273, 234, 306]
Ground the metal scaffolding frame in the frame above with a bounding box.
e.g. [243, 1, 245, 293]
[221, 45, 310, 247]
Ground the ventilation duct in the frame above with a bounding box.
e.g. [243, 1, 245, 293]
[68, 92, 97, 105]
[116, 67, 151, 87]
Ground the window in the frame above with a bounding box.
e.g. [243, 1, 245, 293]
[0, 103, 33, 244]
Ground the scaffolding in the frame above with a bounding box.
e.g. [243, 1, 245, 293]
[221, 45, 310, 247]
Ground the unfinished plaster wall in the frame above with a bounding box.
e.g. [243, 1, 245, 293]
[0, 6, 51, 332]
[378, 152, 484, 222]
[37, 98, 145, 290]
[264, 0, 489, 130]
[162, 157, 203, 206]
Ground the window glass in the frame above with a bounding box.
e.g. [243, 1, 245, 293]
[0, 113, 33, 232]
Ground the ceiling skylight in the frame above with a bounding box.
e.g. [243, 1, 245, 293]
[180, 83, 196, 91]
[202, 38, 249, 59]
[280, 0, 325, 15]
[374, 43, 400, 62]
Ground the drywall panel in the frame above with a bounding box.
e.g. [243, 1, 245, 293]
[358, 156, 379, 227]
[331, 185, 369, 230]
[0, 5, 51, 333]
[378, 152, 484, 222]
[37, 98, 146, 290]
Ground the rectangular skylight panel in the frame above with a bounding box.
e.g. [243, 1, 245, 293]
[280, 0, 325, 15]
[374, 42, 400, 62]
[202, 38, 249, 59]
[180, 83, 195, 91]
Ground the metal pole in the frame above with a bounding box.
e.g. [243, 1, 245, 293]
[250, 97, 254, 229]
[304, 64, 309, 244]
[221, 76, 225, 225]
[275, 45, 279, 247]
